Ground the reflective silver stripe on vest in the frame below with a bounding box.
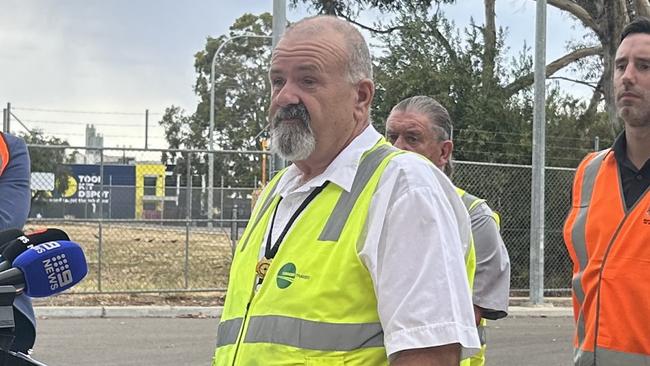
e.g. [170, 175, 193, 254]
[216, 317, 244, 347]
[319, 143, 399, 241]
[574, 347, 650, 366]
[243, 315, 384, 351]
[239, 176, 283, 252]
[571, 150, 607, 360]
[459, 191, 483, 214]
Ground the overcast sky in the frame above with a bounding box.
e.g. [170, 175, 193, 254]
[0, 0, 588, 148]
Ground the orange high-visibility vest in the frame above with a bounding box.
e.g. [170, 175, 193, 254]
[0, 133, 9, 176]
[564, 149, 650, 365]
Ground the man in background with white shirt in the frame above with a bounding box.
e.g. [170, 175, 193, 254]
[386, 96, 511, 366]
[212, 15, 479, 366]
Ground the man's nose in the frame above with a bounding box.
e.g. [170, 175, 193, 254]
[621, 64, 637, 86]
[273, 82, 300, 107]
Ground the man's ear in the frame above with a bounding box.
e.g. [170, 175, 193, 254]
[353, 79, 375, 123]
[439, 140, 454, 167]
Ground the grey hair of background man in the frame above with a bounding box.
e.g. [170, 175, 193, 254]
[390, 95, 455, 177]
[281, 15, 373, 83]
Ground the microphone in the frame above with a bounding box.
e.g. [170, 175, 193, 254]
[0, 240, 87, 298]
[0, 229, 23, 253]
[0, 229, 70, 272]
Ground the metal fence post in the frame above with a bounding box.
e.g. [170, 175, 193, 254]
[220, 176, 225, 230]
[184, 152, 192, 289]
[230, 204, 238, 255]
[98, 147, 104, 292]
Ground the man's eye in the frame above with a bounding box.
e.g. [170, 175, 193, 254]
[387, 134, 397, 143]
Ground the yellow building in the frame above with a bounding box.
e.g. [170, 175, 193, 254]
[135, 164, 166, 219]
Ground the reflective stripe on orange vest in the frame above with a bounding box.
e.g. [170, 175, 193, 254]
[0, 132, 9, 176]
[564, 149, 650, 365]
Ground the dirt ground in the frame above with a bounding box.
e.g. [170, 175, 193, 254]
[24, 221, 234, 307]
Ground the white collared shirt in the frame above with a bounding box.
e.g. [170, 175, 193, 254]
[259, 125, 480, 358]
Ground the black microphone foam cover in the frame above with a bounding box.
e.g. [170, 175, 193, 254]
[0, 229, 23, 253]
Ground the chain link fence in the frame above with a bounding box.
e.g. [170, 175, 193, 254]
[453, 161, 574, 295]
[26, 145, 576, 296]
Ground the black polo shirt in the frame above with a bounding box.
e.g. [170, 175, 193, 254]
[612, 132, 650, 210]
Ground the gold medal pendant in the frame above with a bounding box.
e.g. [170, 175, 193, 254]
[256, 257, 272, 280]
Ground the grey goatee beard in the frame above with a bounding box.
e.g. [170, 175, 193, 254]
[270, 103, 316, 162]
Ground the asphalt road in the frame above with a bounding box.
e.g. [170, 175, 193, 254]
[28, 315, 574, 366]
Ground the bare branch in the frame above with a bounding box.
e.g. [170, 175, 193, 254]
[504, 46, 603, 97]
[341, 16, 406, 34]
[545, 0, 600, 33]
[548, 76, 599, 89]
[583, 74, 605, 120]
[483, 0, 497, 86]
[340, 15, 458, 62]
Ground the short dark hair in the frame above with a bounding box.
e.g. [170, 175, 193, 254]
[620, 17, 650, 44]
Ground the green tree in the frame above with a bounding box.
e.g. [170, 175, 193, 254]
[294, 0, 650, 133]
[372, 9, 536, 164]
[20, 130, 72, 204]
[159, 13, 272, 187]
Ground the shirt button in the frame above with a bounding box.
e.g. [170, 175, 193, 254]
[637, 175, 644, 181]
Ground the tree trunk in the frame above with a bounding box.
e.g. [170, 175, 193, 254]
[482, 0, 497, 89]
[633, 0, 650, 17]
[601, 0, 628, 133]
[579, 73, 605, 128]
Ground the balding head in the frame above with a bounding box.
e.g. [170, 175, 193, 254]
[279, 15, 373, 83]
[268, 15, 376, 178]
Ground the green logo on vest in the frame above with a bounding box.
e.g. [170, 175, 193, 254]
[276, 262, 297, 289]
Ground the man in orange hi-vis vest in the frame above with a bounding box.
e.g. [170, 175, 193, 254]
[564, 17, 650, 366]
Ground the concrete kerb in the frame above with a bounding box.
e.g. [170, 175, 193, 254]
[35, 306, 223, 319]
[34, 304, 571, 318]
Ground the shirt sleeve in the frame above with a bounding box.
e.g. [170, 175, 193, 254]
[359, 157, 480, 359]
[470, 202, 510, 319]
[0, 134, 31, 231]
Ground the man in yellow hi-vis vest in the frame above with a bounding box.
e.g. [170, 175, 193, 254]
[386, 96, 511, 366]
[212, 16, 480, 366]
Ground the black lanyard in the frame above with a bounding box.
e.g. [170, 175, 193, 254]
[264, 181, 330, 260]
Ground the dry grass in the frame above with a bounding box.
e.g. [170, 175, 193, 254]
[24, 222, 234, 306]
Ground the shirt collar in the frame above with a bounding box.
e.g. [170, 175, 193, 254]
[612, 130, 630, 169]
[612, 130, 650, 174]
[277, 125, 382, 196]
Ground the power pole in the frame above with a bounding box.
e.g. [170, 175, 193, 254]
[4, 103, 11, 133]
[145, 109, 149, 149]
[271, 0, 287, 177]
[530, 0, 547, 305]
